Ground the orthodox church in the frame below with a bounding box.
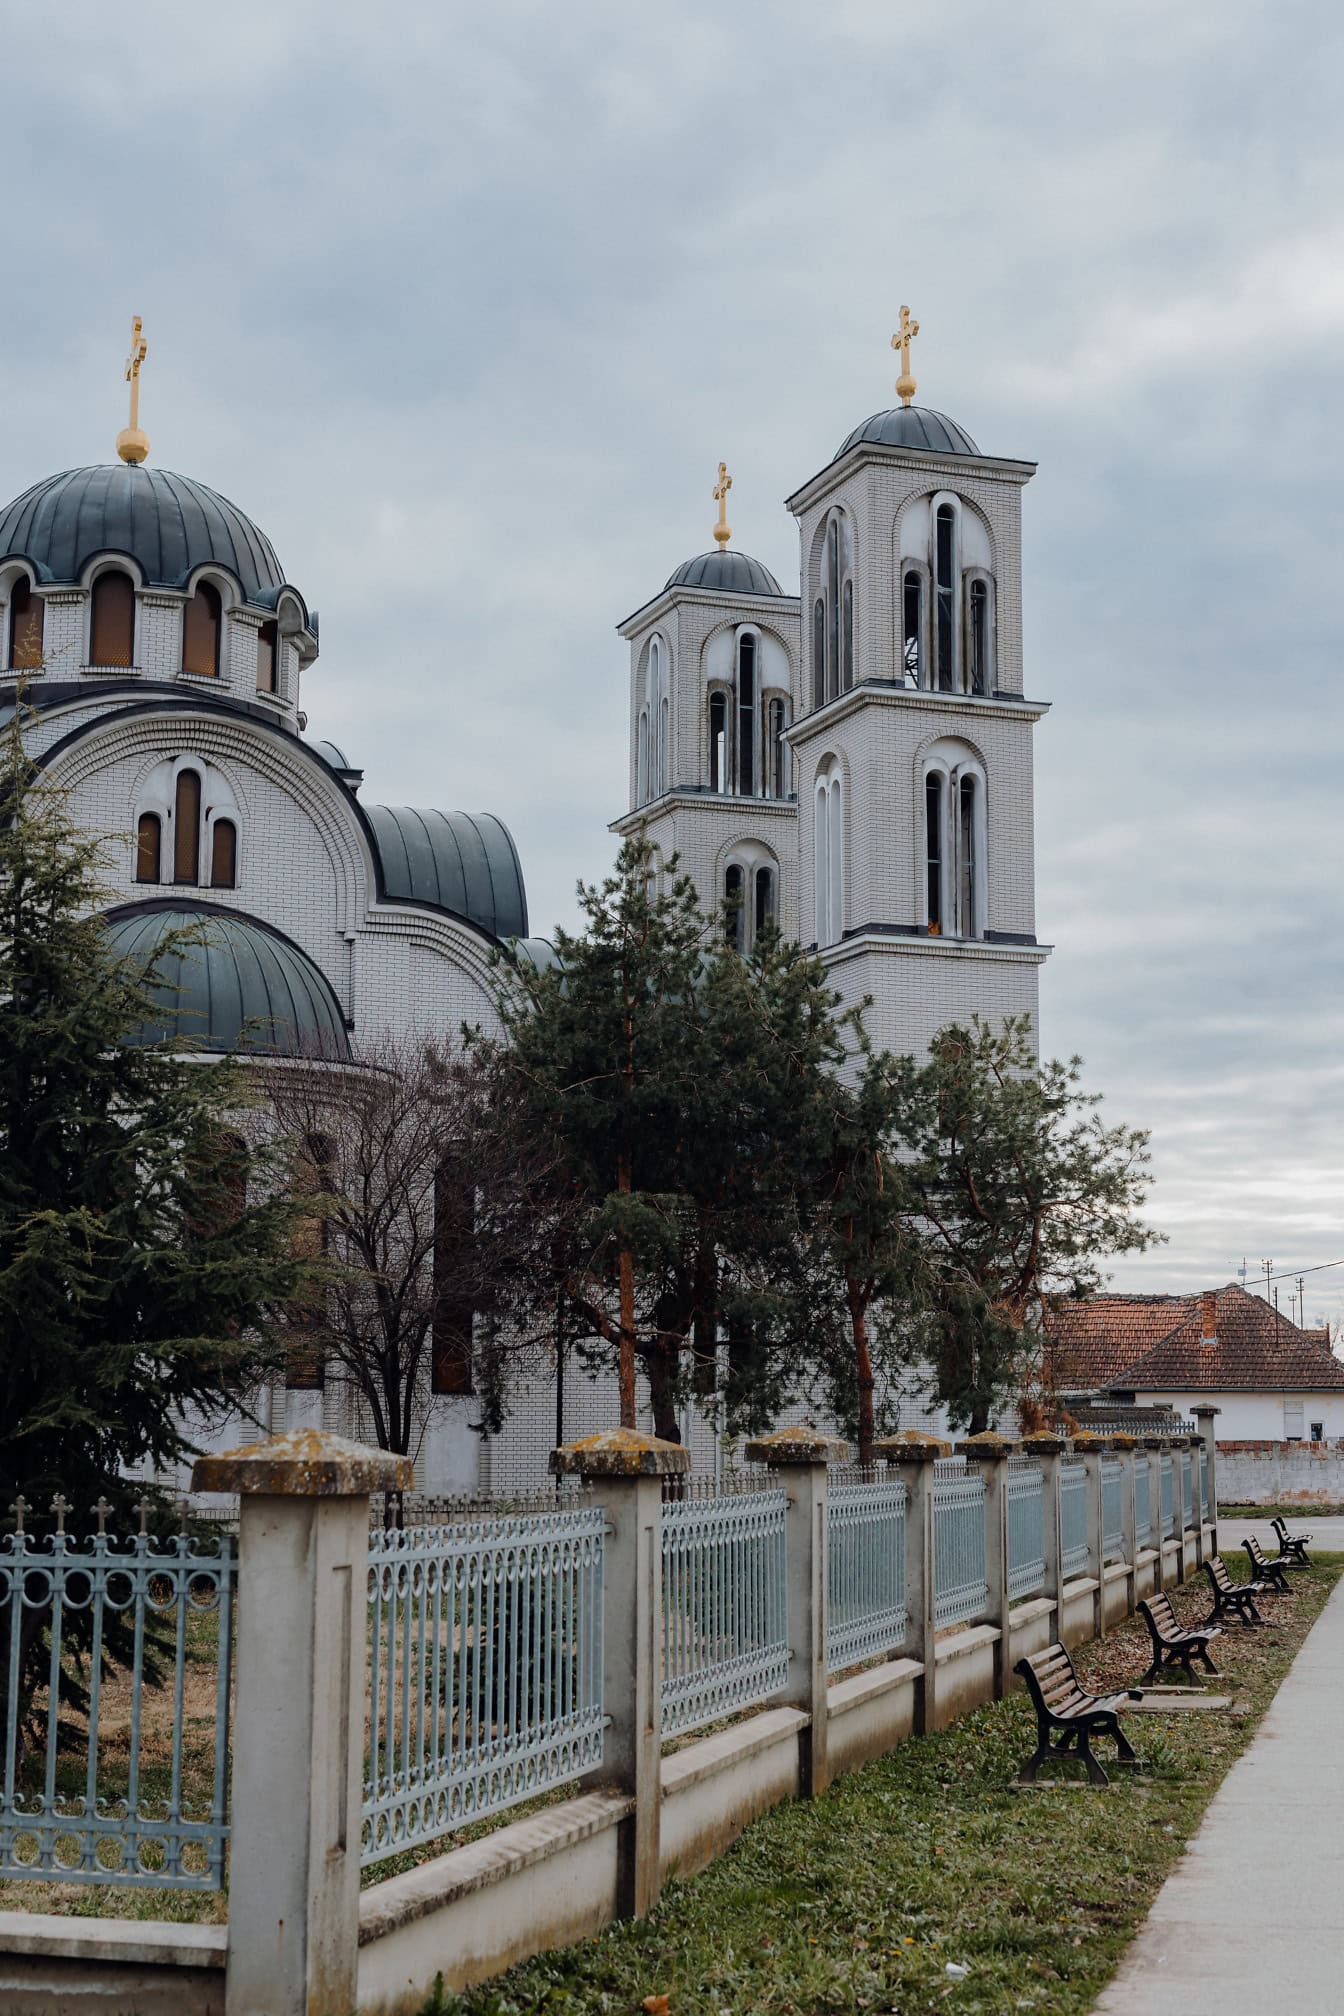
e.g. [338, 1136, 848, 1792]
[0, 314, 1050, 1490]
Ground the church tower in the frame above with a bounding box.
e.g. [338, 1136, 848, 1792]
[612, 464, 802, 947]
[784, 311, 1050, 1054]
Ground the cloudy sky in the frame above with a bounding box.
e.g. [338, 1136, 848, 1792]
[6, 0, 1343, 1323]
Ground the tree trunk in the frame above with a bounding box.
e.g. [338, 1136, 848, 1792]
[617, 1151, 636, 1428]
[647, 1337, 681, 1444]
[848, 1275, 875, 1466]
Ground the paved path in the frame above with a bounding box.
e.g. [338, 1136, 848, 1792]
[1215, 1514, 1344, 1554]
[1093, 1570, 1344, 2014]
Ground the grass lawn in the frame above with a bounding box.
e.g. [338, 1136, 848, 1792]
[428, 1555, 1342, 2016]
[1217, 1502, 1344, 1520]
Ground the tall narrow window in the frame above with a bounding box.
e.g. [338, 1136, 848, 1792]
[89, 570, 135, 668]
[183, 582, 222, 677]
[724, 864, 745, 951]
[903, 571, 922, 683]
[135, 811, 161, 884]
[737, 634, 756, 797]
[256, 619, 277, 694]
[768, 697, 786, 798]
[814, 778, 831, 945]
[211, 818, 237, 889]
[636, 709, 649, 802]
[958, 775, 977, 937]
[968, 579, 989, 695]
[828, 774, 842, 943]
[842, 579, 854, 690]
[934, 504, 955, 691]
[658, 696, 669, 794]
[827, 520, 840, 702]
[925, 772, 943, 932]
[432, 1163, 475, 1395]
[709, 692, 727, 792]
[754, 865, 776, 939]
[173, 769, 201, 885]
[4, 577, 43, 671]
[812, 598, 826, 710]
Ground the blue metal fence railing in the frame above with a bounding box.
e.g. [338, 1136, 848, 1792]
[827, 1478, 907, 1673]
[1102, 1459, 1124, 1564]
[1006, 1463, 1045, 1603]
[1181, 1451, 1196, 1531]
[362, 1506, 605, 1868]
[1134, 1455, 1152, 1546]
[1, 1510, 234, 1890]
[933, 1459, 988, 1627]
[1060, 1461, 1089, 1580]
[661, 1486, 788, 1738]
[1160, 1453, 1176, 1537]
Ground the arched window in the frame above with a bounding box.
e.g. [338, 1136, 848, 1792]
[708, 691, 727, 792]
[4, 576, 43, 671]
[724, 863, 745, 952]
[958, 774, 978, 936]
[768, 697, 787, 799]
[658, 696, 669, 794]
[211, 818, 237, 889]
[814, 766, 843, 947]
[842, 579, 854, 690]
[903, 571, 923, 684]
[636, 709, 649, 802]
[135, 811, 161, 884]
[812, 597, 825, 710]
[827, 520, 840, 702]
[256, 619, 278, 694]
[89, 570, 135, 668]
[924, 750, 985, 940]
[934, 504, 956, 691]
[183, 581, 222, 678]
[173, 769, 202, 885]
[925, 773, 943, 933]
[754, 864, 776, 940]
[968, 578, 989, 695]
[737, 633, 756, 797]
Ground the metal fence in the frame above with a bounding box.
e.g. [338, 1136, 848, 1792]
[1102, 1459, 1124, 1564]
[1200, 1447, 1212, 1521]
[1160, 1453, 1176, 1537]
[1181, 1452, 1195, 1531]
[826, 1478, 907, 1673]
[1134, 1455, 1151, 1546]
[1, 1508, 234, 1890]
[933, 1459, 988, 1628]
[362, 1505, 605, 1868]
[1006, 1462, 1045, 1603]
[1060, 1460, 1089, 1579]
[661, 1485, 788, 1737]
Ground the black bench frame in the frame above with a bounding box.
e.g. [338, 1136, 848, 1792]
[1137, 1591, 1220, 1686]
[1271, 1515, 1312, 1565]
[1200, 1553, 1267, 1627]
[1242, 1536, 1292, 1592]
[1013, 1642, 1142, 1787]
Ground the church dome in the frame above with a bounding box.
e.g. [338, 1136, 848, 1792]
[104, 902, 350, 1059]
[366, 805, 528, 942]
[834, 406, 980, 461]
[0, 464, 288, 607]
[665, 550, 786, 597]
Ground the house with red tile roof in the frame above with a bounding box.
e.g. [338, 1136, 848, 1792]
[1042, 1284, 1344, 1443]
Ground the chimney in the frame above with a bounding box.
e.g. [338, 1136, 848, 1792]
[1201, 1291, 1218, 1340]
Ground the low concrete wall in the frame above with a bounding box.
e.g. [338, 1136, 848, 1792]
[660, 1707, 805, 1881]
[0, 1914, 224, 2016]
[1103, 1562, 1133, 1627]
[826, 1660, 921, 1777]
[1060, 1577, 1098, 1647]
[1217, 1441, 1344, 1504]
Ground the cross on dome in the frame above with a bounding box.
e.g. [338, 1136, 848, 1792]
[712, 460, 733, 548]
[117, 315, 150, 465]
[890, 304, 920, 407]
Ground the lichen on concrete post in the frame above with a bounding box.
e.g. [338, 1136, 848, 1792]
[191, 1429, 412, 2016]
[872, 1434, 949, 1734]
[550, 1428, 689, 1921]
[746, 1426, 849, 1795]
[957, 1434, 1015, 1697]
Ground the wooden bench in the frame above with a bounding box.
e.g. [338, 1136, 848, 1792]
[1137, 1591, 1220, 1686]
[1013, 1642, 1142, 1787]
[1272, 1515, 1312, 1565]
[1242, 1536, 1292, 1593]
[1200, 1553, 1268, 1627]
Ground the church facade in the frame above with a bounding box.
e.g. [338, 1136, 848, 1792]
[0, 323, 1050, 1489]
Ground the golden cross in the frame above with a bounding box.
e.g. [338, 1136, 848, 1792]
[890, 304, 920, 407]
[117, 316, 150, 464]
[712, 460, 733, 549]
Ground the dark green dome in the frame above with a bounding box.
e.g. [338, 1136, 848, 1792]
[365, 805, 528, 941]
[665, 550, 785, 597]
[0, 464, 289, 607]
[104, 903, 350, 1058]
[835, 406, 979, 460]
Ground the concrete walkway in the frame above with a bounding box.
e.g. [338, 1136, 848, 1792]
[1093, 1570, 1344, 2014]
[1216, 1514, 1344, 1555]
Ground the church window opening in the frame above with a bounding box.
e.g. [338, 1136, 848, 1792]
[724, 864, 745, 951]
[768, 696, 787, 798]
[709, 692, 727, 792]
[842, 579, 854, 690]
[211, 818, 237, 889]
[957, 775, 978, 936]
[969, 579, 989, 695]
[432, 1163, 475, 1395]
[827, 520, 840, 703]
[173, 769, 202, 885]
[637, 709, 649, 802]
[934, 504, 956, 691]
[737, 633, 756, 797]
[814, 765, 843, 947]
[183, 581, 222, 678]
[754, 864, 776, 939]
[812, 598, 825, 710]
[925, 772, 943, 932]
[4, 576, 43, 671]
[256, 619, 278, 694]
[135, 811, 161, 884]
[658, 696, 669, 794]
[903, 571, 922, 683]
[90, 570, 135, 668]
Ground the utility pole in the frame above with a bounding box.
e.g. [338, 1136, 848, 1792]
[1298, 1276, 1306, 1332]
[1262, 1258, 1273, 1309]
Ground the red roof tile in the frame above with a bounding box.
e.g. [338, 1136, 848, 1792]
[1044, 1285, 1344, 1394]
[1041, 1294, 1191, 1389]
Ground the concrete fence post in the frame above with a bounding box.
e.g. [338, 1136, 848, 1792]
[1021, 1435, 1067, 1647]
[746, 1426, 848, 1796]
[1079, 1439, 1107, 1639]
[957, 1435, 1015, 1697]
[1194, 1405, 1221, 1552]
[551, 1428, 689, 1922]
[1116, 1438, 1139, 1614]
[1143, 1437, 1169, 1594]
[872, 1434, 947, 1733]
[192, 1429, 412, 2016]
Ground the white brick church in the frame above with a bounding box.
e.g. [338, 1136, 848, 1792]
[0, 320, 1050, 1490]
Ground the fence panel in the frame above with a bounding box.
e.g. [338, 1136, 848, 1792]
[827, 1479, 907, 1673]
[1181, 1452, 1195, 1531]
[1060, 1461, 1089, 1580]
[1134, 1455, 1151, 1546]
[1, 1512, 234, 1891]
[661, 1487, 788, 1737]
[1160, 1453, 1175, 1537]
[1006, 1462, 1045, 1603]
[933, 1461, 988, 1628]
[1102, 1459, 1124, 1564]
[362, 1505, 604, 1868]
[1200, 1447, 1212, 1521]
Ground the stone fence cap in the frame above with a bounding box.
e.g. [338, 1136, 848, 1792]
[550, 1429, 691, 1478]
[1019, 1434, 1068, 1454]
[744, 1426, 850, 1465]
[956, 1432, 1018, 1459]
[191, 1429, 413, 1498]
[870, 1432, 952, 1463]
